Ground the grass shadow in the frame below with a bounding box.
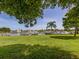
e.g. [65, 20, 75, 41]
[50, 35, 79, 40]
[0, 44, 78, 59]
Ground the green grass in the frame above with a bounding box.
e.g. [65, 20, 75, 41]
[0, 35, 79, 59]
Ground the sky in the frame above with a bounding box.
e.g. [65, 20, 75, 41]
[0, 7, 68, 30]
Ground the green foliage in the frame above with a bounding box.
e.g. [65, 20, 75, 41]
[0, 27, 11, 33]
[0, 0, 79, 27]
[46, 21, 56, 30]
[63, 5, 79, 36]
[37, 30, 44, 32]
[0, 0, 43, 27]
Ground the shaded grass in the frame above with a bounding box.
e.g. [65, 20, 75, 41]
[0, 35, 79, 59]
[0, 44, 78, 59]
[50, 35, 79, 40]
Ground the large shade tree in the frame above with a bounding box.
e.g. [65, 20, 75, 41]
[63, 5, 79, 37]
[0, 0, 79, 27]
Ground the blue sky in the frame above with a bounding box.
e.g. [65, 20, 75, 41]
[0, 7, 68, 30]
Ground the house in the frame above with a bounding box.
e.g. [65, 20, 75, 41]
[0, 29, 73, 36]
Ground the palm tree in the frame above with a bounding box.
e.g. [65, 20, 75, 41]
[46, 21, 56, 31]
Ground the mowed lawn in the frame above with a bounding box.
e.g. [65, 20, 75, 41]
[0, 35, 79, 59]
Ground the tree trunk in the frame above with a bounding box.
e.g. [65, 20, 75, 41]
[74, 26, 77, 37]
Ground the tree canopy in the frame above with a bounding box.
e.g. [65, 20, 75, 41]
[0, 0, 79, 27]
[63, 5, 79, 37]
[0, 27, 11, 33]
[0, 0, 43, 27]
[46, 21, 56, 31]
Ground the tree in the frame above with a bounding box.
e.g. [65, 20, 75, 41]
[63, 6, 79, 37]
[0, 27, 11, 33]
[46, 21, 56, 31]
[0, 0, 78, 27]
[0, 0, 44, 27]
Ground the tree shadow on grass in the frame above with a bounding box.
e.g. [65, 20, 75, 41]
[0, 44, 78, 59]
[50, 35, 79, 40]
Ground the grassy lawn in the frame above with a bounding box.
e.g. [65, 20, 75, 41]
[0, 35, 79, 59]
